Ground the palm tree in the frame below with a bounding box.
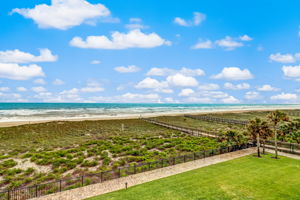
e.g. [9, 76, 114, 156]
[267, 110, 289, 159]
[219, 130, 248, 147]
[247, 118, 265, 157]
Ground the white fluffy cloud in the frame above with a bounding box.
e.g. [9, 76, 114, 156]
[174, 12, 206, 27]
[0, 87, 10, 92]
[282, 65, 300, 78]
[135, 78, 172, 93]
[90, 60, 101, 65]
[0, 63, 44, 80]
[70, 29, 171, 49]
[257, 84, 279, 91]
[0, 49, 57, 64]
[114, 65, 140, 73]
[239, 35, 253, 41]
[121, 93, 160, 103]
[224, 82, 250, 90]
[269, 53, 297, 63]
[179, 88, 195, 96]
[215, 36, 243, 50]
[81, 87, 104, 93]
[198, 83, 220, 90]
[244, 91, 261, 100]
[167, 73, 198, 87]
[222, 96, 240, 103]
[212, 67, 253, 80]
[53, 79, 64, 85]
[33, 78, 46, 85]
[146, 67, 205, 77]
[32, 86, 46, 93]
[192, 40, 213, 49]
[16, 87, 27, 92]
[271, 93, 298, 101]
[12, 0, 111, 30]
[135, 77, 167, 89]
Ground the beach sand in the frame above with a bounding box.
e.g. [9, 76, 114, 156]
[0, 106, 298, 128]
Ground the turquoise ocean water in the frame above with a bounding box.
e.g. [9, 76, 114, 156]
[0, 103, 299, 122]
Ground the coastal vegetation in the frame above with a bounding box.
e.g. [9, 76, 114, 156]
[1, 109, 300, 192]
[0, 119, 219, 190]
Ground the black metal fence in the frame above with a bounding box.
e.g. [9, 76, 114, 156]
[0, 143, 255, 200]
[184, 115, 249, 126]
[265, 140, 300, 155]
[143, 118, 219, 138]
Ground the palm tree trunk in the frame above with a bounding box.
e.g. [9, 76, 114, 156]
[257, 133, 261, 157]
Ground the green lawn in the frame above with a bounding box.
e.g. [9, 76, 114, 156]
[88, 154, 300, 200]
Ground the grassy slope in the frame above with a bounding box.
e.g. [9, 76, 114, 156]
[88, 154, 300, 200]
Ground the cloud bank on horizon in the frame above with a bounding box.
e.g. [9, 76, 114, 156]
[1, 0, 300, 103]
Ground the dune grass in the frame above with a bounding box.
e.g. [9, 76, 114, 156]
[0, 119, 219, 190]
[88, 154, 300, 200]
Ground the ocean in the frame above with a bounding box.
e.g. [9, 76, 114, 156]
[0, 103, 299, 122]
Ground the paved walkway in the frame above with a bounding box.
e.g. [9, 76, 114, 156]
[32, 148, 256, 200]
[265, 149, 300, 160]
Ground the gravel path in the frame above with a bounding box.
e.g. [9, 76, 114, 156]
[32, 147, 256, 200]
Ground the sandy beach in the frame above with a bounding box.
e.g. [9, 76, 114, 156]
[1, 106, 298, 128]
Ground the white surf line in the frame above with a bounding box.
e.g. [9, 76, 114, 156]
[32, 148, 256, 200]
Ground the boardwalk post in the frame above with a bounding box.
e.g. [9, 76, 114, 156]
[59, 180, 62, 192]
[35, 185, 38, 197]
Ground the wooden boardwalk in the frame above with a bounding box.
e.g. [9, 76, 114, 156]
[142, 118, 219, 138]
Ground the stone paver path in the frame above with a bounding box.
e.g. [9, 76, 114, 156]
[32, 148, 256, 200]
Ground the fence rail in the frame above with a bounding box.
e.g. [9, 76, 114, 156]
[142, 118, 219, 138]
[265, 140, 300, 155]
[287, 112, 300, 117]
[184, 115, 249, 126]
[0, 143, 255, 200]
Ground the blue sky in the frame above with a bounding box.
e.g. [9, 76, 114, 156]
[1, 0, 300, 103]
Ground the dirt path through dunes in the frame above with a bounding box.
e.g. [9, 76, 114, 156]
[32, 148, 256, 200]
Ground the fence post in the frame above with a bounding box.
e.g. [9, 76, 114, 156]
[100, 172, 103, 182]
[81, 176, 84, 186]
[134, 164, 136, 174]
[35, 185, 38, 197]
[7, 190, 10, 200]
[173, 157, 175, 165]
[193, 152, 196, 160]
[118, 168, 121, 178]
[59, 180, 62, 192]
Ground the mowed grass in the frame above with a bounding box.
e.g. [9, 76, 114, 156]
[88, 154, 300, 200]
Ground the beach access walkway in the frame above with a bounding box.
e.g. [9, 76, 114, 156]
[32, 148, 256, 200]
[142, 118, 218, 138]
